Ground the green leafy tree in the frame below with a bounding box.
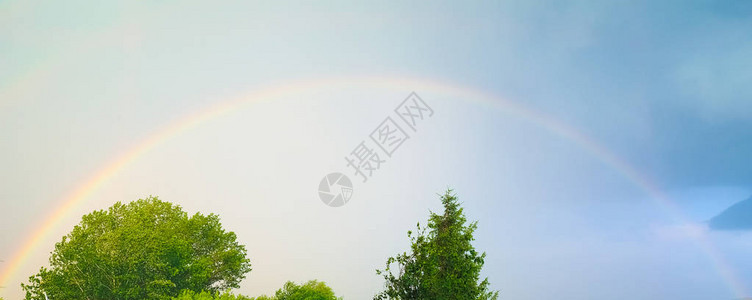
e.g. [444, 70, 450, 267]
[173, 289, 252, 300]
[375, 190, 499, 300]
[22, 197, 252, 300]
[251, 280, 340, 300]
[273, 280, 340, 300]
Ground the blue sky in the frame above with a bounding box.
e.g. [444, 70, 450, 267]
[1, 1, 752, 299]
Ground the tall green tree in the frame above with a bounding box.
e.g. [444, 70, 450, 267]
[375, 190, 499, 300]
[22, 197, 252, 300]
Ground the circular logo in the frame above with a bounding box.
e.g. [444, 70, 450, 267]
[318, 172, 353, 207]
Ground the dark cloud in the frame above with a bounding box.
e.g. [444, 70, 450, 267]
[709, 196, 752, 231]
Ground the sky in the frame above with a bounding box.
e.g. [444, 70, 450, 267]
[2, 1, 752, 299]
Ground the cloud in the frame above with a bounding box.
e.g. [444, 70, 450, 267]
[710, 196, 752, 231]
[672, 40, 752, 121]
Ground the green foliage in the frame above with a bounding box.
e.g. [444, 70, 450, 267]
[173, 289, 252, 300]
[22, 196, 252, 300]
[252, 280, 340, 300]
[375, 190, 499, 300]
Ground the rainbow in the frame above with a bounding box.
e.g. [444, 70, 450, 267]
[0, 76, 747, 298]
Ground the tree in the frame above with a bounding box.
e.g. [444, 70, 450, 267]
[273, 280, 340, 300]
[375, 190, 499, 300]
[22, 197, 252, 300]
[173, 290, 252, 300]
[251, 280, 340, 300]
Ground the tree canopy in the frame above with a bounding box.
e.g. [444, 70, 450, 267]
[375, 190, 499, 300]
[169, 280, 340, 300]
[247, 280, 340, 300]
[18, 191, 498, 300]
[22, 197, 252, 300]
[173, 290, 252, 300]
[271, 280, 340, 300]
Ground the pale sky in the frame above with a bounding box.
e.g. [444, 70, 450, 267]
[2, 1, 752, 299]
